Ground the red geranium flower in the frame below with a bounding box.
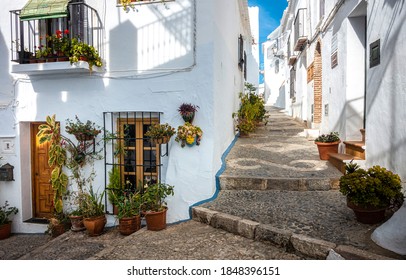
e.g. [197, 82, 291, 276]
[64, 29, 70, 35]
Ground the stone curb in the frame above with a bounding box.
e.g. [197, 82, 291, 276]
[192, 206, 394, 260]
[219, 176, 339, 191]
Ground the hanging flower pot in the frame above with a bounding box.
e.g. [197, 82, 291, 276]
[186, 135, 196, 147]
[178, 103, 199, 124]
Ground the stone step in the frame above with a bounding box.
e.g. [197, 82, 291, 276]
[328, 153, 363, 174]
[343, 140, 365, 159]
[219, 175, 339, 191]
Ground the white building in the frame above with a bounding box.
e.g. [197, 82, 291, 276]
[0, 0, 257, 234]
[269, 0, 406, 255]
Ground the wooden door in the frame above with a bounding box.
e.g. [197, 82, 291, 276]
[31, 123, 53, 218]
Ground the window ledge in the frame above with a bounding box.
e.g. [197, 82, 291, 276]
[11, 61, 104, 75]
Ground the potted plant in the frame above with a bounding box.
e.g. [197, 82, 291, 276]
[65, 115, 102, 142]
[68, 208, 85, 232]
[141, 182, 174, 231]
[175, 122, 203, 148]
[232, 83, 266, 136]
[0, 201, 18, 240]
[69, 38, 103, 72]
[80, 187, 106, 236]
[37, 115, 69, 234]
[178, 103, 199, 123]
[314, 131, 340, 160]
[145, 123, 176, 145]
[46, 212, 71, 237]
[339, 163, 405, 224]
[48, 29, 71, 60]
[112, 191, 142, 235]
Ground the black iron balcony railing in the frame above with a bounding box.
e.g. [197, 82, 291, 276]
[10, 2, 103, 64]
[294, 8, 307, 52]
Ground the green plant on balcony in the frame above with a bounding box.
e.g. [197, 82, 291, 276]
[69, 38, 103, 72]
[47, 29, 71, 56]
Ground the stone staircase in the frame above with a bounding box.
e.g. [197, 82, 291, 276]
[328, 129, 365, 174]
[190, 109, 396, 259]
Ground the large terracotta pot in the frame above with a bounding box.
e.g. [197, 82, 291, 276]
[0, 222, 12, 240]
[347, 199, 387, 224]
[83, 215, 106, 236]
[315, 141, 340, 160]
[119, 215, 141, 235]
[144, 208, 167, 231]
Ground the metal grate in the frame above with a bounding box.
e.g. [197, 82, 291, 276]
[103, 111, 166, 214]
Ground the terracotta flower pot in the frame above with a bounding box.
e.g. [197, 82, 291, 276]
[347, 199, 387, 224]
[315, 141, 340, 160]
[69, 215, 85, 232]
[144, 208, 167, 231]
[83, 215, 106, 236]
[152, 136, 170, 145]
[0, 222, 12, 240]
[118, 215, 141, 235]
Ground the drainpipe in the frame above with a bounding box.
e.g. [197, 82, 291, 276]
[363, 15, 367, 129]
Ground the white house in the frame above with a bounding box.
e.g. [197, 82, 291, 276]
[0, 0, 257, 234]
[268, 0, 406, 255]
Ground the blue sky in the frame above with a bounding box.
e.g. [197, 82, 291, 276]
[248, 0, 288, 83]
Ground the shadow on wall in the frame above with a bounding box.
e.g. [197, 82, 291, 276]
[275, 84, 286, 109]
[110, 0, 195, 72]
[366, 0, 406, 170]
[0, 30, 16, 135]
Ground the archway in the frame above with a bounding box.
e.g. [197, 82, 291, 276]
[313, 41, 322, 125]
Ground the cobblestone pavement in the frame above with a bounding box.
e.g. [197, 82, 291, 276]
[1, 107, 404, 260]
[1, 222, 304, 260]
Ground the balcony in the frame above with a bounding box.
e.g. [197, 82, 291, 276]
[293, 8, 308, 52]
[10, 1, 103, 74]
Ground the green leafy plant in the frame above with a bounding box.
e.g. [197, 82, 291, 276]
[232, 83, 267, 136]
[113, 191, 142, 219]
[142, 183, 174, 212]
[65, 115, 102, 141]
[80, 186, 105, 218]
[48, 29, 71, 56]
[37, 115, 69, 216]
[119, 0, 170, 12]
[69, 38, 103, 72]
[145, 123, 175, 139]
[339, 164, 404, 208]
[314, 132, 340, 143]
[175, 122, 203, 147]
[107, 167, 125, 205]
[0, 201, 18, 225]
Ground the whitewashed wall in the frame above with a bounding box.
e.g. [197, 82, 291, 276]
[0, 0, 251, 233]
[366, 0, 406, 181]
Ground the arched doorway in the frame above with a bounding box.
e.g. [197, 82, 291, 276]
[313, 41, 322, 125]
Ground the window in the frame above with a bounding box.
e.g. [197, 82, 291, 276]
[275, 59, 280, 74]
[104, 112, 165, 213]
[244, 51, 247, 80]
[331, 33, 338, 68]
[370, 39, 380, 68]
[238, 34, 244, 71]
[118, 119, 160, 188]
